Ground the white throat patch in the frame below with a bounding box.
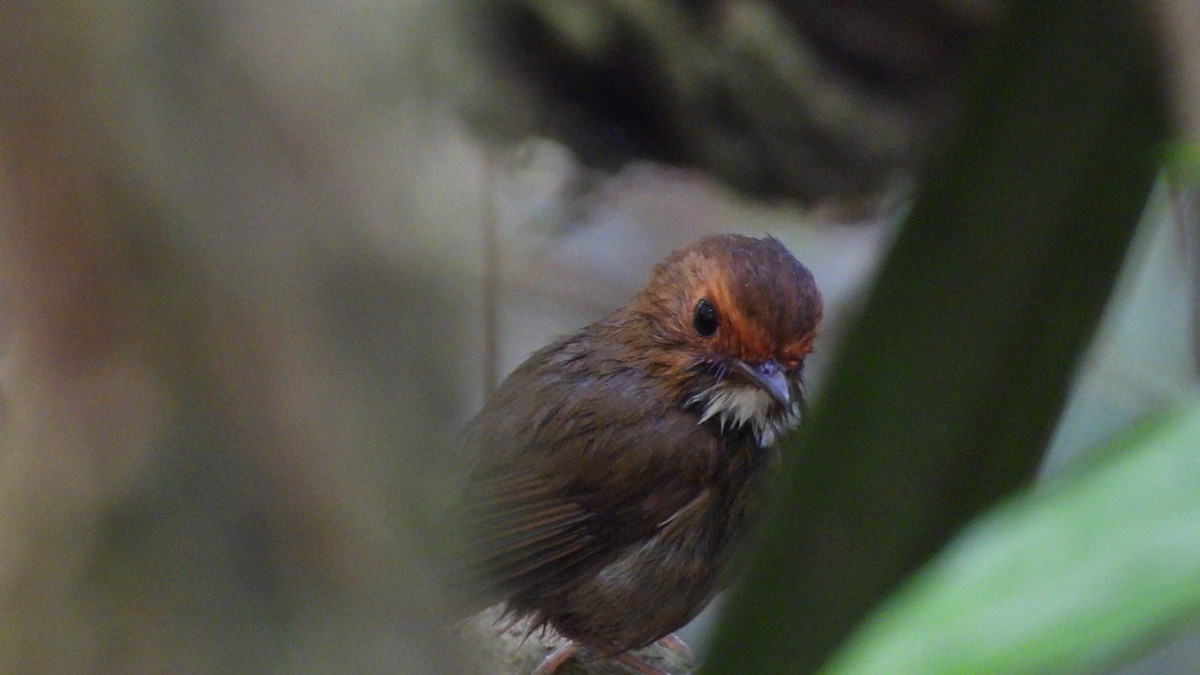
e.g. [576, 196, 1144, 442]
[686, 383, 801, 447]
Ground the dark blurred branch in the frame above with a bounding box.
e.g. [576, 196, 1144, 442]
[444, 0, 1004, 214]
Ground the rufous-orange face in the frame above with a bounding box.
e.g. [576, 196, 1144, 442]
[629, 234, 822, 446]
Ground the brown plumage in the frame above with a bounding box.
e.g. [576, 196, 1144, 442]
[458, 234, 822, 673]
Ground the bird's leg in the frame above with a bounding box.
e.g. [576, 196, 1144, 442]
[656, 633, 693, 661]
[532, 643, 676, 675]
[614, 652, 670, 675]
[531, 641, 580, 675]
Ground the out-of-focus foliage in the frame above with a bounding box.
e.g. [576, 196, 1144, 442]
[705, 2, 1169, 673]
[824, 398, 1200, 674]
[1042, 189, 1196, 479]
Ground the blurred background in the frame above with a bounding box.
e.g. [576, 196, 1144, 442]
[0, 2, 1196, 673]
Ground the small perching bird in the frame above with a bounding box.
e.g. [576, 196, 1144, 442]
[458, 234, 822, 674]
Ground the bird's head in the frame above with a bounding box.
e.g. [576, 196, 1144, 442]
[629, 234, 822, 447]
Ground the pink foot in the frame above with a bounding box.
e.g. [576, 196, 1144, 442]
[656, 633, 693, 662]
[531, 642, 581, 675]
[614, 651, 670, 675]
[531, 638, 688, 675]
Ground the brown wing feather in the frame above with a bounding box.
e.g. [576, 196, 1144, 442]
[460, 468, 596, 598]
[456, 332, 722, 612]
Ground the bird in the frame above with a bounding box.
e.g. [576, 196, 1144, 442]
[457, 233, 822, 674]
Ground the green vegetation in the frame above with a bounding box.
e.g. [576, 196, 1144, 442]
[706, 3, 1180, 673]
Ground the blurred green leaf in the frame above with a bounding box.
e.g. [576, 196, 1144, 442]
[823, 399, 1200, 674]
[1165, 140, 1200, 183]
[705, 3, 1166, 673]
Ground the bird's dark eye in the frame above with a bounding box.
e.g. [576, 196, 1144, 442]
[693, 298, 718, 337]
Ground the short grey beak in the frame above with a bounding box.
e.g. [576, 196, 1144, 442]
[736, 359, 791, 409]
